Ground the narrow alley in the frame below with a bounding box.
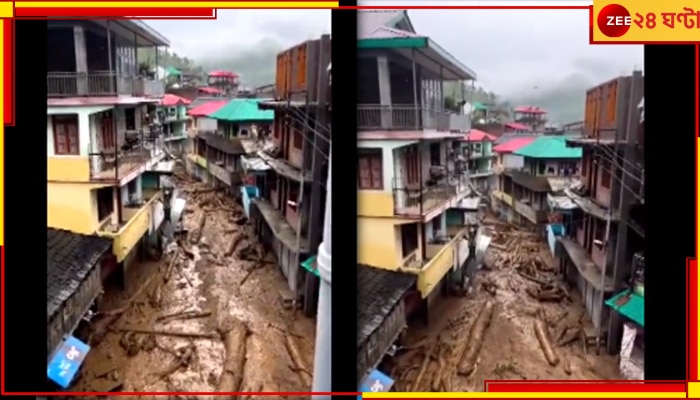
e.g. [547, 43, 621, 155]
[388, 218, 620, 392]
[72, 174, 315, 394]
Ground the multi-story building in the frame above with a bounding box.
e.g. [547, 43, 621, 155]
[187, 98, 274, 193]
[492, 136, 581, 230]
[207, 70, 240, 97]
[241, 36, 331, 318]
[158, 93, 191, 156]
[46, 20, 173, 383]
[47, 20, 172, 282]
[554, 72, 644, 355]
[513, 105, 548, 131]
[458, 129, 496, 191]
[355, 9, 476, 385]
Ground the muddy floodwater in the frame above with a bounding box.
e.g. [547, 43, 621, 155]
[73, 178, 315, 394]
[389, 218, 620, 392]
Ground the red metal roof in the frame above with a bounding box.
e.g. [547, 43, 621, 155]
[188, 100, 227, 117]
[197, 87, 224, 95]
[493, 137, 536, 153]
[463, 129, 497, 142]
[504, 122, 530, 131]
[358, 131, 461, 141]
[514, 106, 547, 114]
[161, 94, 191, 107]
[208, 70, 238, 78]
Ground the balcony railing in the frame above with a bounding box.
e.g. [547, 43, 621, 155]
[89, 133, 164, 181]
[47, 71, 165, 98]
[358, 104, 469, 131]
[513, 199, 548, 224]
[392, 172, 469, 216]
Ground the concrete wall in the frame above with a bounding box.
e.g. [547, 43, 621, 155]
[47, 182, 102, 234]
[503, 153, 524, 170]
[357, 217, 404, 270]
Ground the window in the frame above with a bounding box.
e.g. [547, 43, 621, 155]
[404, 146, 420, 185]
[293, 129, 303, 149]
[600, 159, 612, 188]
[125, 108, 136, 130]
[53, 115, 80, 155]
[473, 143, 482, 153]
[358, 149, 383, 190]
[400, 223, 419, 259]
[99, 111, 115, 150]
[240, 129, 249, 137]
[537, 161, 546, 175]
[430, 142, 441, 166]
[288, 184, 300, 209]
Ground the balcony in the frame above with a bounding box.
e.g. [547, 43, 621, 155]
[406, 227, 469, 298]
[513, 199, 548, 224]
[89, 135, 164, 182]
[47, 71, 164, 98]
[468, 169, 494, 178]
[97, 190, 161, 262]
[392, 173, 470, 217]
[491, 190, 513, 206]
[208, 161, 240, 187]
[503, 169, 551, 192]
[357, 104, 470, 132]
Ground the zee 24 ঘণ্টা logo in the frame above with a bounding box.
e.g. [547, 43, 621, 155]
[597, 3, 700, 38]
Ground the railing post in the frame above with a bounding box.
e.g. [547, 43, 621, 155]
[411, 49, 419, 130]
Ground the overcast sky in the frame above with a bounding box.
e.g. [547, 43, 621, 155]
[362, 4, 643, 98]
[147, 10, 331, 60]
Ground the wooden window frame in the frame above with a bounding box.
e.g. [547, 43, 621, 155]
[600, 158, 612, 188]
[358, 149, 383, 190]
[52, 114, 80, 155]
[292, 129, 303, 149]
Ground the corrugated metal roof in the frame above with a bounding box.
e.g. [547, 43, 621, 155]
[188, 100, 227, 117]
[358, 10, 404, 38]
[464, 129, 497, 142]
[161, 94, 191, 107]
[493, 137, 536, 153]
[208, 99, 274, 122]
[514, 105, 547, 114]
[514, 136, 582, 159]
[494, 133, 540, 145]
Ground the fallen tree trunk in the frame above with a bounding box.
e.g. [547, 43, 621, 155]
[285, 335, 313, 388]
[116, 327, 218, 339]
[533, 319, 560, 366]
[409, 344, 435, 392]
[190, 212, 207, 243]
[217, 319, 250, 399]
[457, 300, 495, 376]
[225, 232, 247, 257]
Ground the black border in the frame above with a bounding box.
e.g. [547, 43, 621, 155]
[643, 44, 694, 381]
[5, 20, 49, 392]
[330, 3, 358, 394]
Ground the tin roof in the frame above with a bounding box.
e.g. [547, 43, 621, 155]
[514, 136, 582, 159]
[493, 137, 536, 153]
[47, 228, 112, 321]
[463, 129, 497, 142]
[208, 70, 238, 78]
[504, 122, 530, 131]
[188, 100, 227, 117]
[161, 94, 191, 107]
[208, 99, 274, 122]
[514, 105, 547, 114]
[357, 265, 416, 349]
[358, 10, 410, 38]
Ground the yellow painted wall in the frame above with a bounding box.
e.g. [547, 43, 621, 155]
[358, 217, 401, 270]
[47, 183, 100, 234]
[417, 242, 455, 298]
[358, 190, 394, 218]
[47, 157, 91, 182]
[98, 198, 153, 262]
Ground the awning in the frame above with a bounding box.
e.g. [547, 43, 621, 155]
[360, 368, 394, 392]
[241, 156, 271, 173]
[47, 335, 90, 389]
[606, 290, 644, 327]
[148, 160, 176, 174]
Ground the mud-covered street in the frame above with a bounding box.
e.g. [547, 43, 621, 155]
[389, 217, 620, 392]
[73, 175, 315, 394]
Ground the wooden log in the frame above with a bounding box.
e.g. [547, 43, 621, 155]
[116, 327, 218, 339]
[284, 335, 313, 388]
[410, 344, 435, 392]
[218, 320, 250, 399]
[457, 300, 495, 376]
[533, 319, 560, 366]
[225, 232, 246, 257]
[190, 211, 207, 243]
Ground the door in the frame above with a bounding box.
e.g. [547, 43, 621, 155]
[100, 111, 116, 150]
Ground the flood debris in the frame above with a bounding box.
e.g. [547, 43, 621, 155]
[457, 300, 495, 376]
[217, 319, 250, 397]
[533, 318, 560, 366]
[285, 335, 313, 387]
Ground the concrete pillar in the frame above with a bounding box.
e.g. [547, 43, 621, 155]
[312, 153, 331, 398]
[74, 26, 88, 95]
[135, 175, 143, 202]
[376, 56, 392, 129]
[111, 186, 120, 225]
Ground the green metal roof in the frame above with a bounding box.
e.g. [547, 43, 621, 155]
[208, 99, 274, 122]
[606, 290, 644, 327]
[166, 66, 182, 76]
[514, 136, 582, 159]
[472, 102, 487, 111]
[301, 255, 319, 277]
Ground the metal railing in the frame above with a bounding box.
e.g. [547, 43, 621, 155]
[358, 104, 467, 131]
[88, 132, 164, 180]
[47, 71, 165, 97]
[392, 172, 469, 216]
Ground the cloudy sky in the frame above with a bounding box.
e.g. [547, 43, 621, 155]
[147, 10, 331, 60]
